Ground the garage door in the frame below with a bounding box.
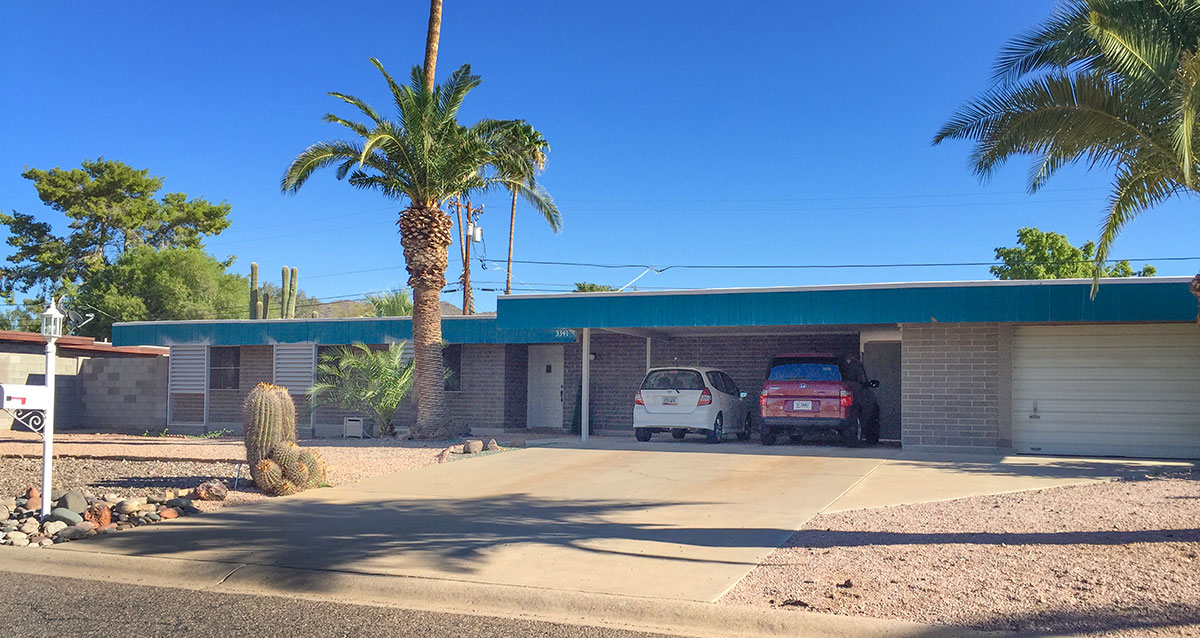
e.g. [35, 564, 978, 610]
[1012, 324, 1200, 459]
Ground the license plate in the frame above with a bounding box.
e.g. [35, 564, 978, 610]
[662, 396, 677, 405]
[792, 400, 812, 411]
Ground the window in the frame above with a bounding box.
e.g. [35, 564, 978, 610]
[706, 371, 726, 394]
[443, 344, 462, 392]
[641, 369, 706, 391]
[767, 358, 842, 382]
[721, 372, 740, 396]
[209, 347, 241, 390]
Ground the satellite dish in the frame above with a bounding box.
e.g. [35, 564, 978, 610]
[68, 310, 84, 325]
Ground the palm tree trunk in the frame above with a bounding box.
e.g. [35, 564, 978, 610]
[506, 191, 517, 295]
[423, 0, 443, 92]
[399, 205, 453, 439]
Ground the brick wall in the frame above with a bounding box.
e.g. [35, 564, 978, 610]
[900, 323, 1002, 453]
[562, 331, 860, 432]
[446, 344, 506, 431]
[503, 344, 528, 429]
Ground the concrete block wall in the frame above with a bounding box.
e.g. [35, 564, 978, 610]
[75, 356, 168, 432]
[0, 346, 84, 430]
[445, 344, 507, 431]
[503, 344, 528, 429]
[900, 323, 1003, 453]
[563, 331, 860, 432]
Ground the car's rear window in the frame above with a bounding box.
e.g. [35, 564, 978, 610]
[641, 369, 706, 390]
[767, 358, 842, 381]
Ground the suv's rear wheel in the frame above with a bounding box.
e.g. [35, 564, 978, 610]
[705, 413, 724, 444]
[635, 428, 652, 442]
[865, 410, 881, 445]
[671, 429, 686, 439]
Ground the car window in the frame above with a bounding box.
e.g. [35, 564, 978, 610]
[722, 373, 740, 395]
[767, 358, 842, 381]
[642, 369, 706, 391]
[706, 371, 725, 394]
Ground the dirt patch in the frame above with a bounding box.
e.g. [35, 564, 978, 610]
[722, 473, 1200, 637]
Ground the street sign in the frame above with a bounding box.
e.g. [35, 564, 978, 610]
[0, 384, 50, 411]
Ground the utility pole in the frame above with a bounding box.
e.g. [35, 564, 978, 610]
[461, 201, 483, 315]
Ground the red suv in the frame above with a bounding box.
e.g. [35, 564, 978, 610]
[758, 353, 880, 446]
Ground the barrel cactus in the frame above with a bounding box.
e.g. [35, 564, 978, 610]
[243, 383, 328, 496]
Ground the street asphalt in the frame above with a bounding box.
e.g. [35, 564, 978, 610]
[1, 571, 673, 638]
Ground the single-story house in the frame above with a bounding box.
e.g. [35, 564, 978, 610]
[111, 277, 1200, 460]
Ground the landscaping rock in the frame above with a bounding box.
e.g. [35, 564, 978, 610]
[56, 526, 87, 541]
[97, 523, 117, 533]
[193, 480, 228, 501]
[18, 518, 39, 535]
[0, 505, 9, 521]
[41, 521, 67, 537]
[115, 499, 145, 515]
[10, 536, 29, 547]
[25, 496, 41, 512]
[102, 493, 120, 503]
[146, 493, 166, 505]
[506, 439, 527, 448]
[464, 439, 484, 454]
[47, 508, 83, 525]
[0, 497, 15, 510]
[49, 488, 66, 501]
[83, 502, 111, 527]
[484, 439, 504, 452]
[4, 531, 27, 541]
[159, 508, 178, 519]
[164, 497, 192, 509]
[145, 512, 160, 522]
[75, 521, 95, 534]
[56, 489, 88, 514]
[23, 486, 38, 499]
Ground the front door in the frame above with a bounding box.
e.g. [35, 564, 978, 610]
[527, 345, 564, 429]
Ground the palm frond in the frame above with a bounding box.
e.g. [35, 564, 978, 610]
[281, 140, 365, 193]
[1092, 165, 1182, 295]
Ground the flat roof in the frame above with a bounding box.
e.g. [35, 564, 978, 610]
[496, 277, 1198, 330]
[111, 315, 575, 348]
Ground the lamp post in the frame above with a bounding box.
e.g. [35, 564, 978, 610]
[39, 301, 63, 519]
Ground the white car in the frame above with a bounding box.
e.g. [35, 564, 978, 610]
[633, 367, 753, 443]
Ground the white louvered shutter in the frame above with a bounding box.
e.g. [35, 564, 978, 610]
[273, 343, 316, 394]
[168, 345, 207, 393]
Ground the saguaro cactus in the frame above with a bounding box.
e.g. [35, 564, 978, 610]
[287, 267, 299, 318]
[249, 262, 260, 319]
[281, 266, 291, 318]
[242, 383, 328, 496]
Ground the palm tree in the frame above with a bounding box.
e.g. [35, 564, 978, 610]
[423, 0, 442, 92]
[493, 122, 560, 294]
[309, 342, 414, 436]
[933, 0, 1200, 293]
[281, 60, 555, 438]
[365, 288, 414, 316]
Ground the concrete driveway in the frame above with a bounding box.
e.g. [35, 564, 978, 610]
[53, 439, 1189, 602]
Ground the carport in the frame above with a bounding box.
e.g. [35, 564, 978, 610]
[497, 278, 1200, 458]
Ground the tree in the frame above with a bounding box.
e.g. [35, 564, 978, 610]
[992, 227, 1155, 280]
[492, 122, 560, 294]
[932, 0, 1200, 293]
[574, 282, 615, 292]
[1, 158, 231, 296]
[71, 246, 247, 339]
[0, 293, 42, 332]
[365, 289, 414, 316]
[423, 0, 442, 92]
[281, 60, 555, 439]
[309, 342, 415, 437]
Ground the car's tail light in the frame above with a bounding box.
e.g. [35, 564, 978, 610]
[634, 390, 644, 406]
[759, 393, 767, 409]
[840, 389, 853, 408]
[698, 388, 712, 406]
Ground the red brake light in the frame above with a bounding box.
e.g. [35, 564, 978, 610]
[635, 390, 644, 406]
[698, 388, 712, 406]
[759, 393, 767, 409]
[840, 389, 853, 408]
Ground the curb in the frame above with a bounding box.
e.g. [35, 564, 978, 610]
[0, 547, 1001, 638]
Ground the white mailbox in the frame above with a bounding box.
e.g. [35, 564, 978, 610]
[0, 384, 50, 411]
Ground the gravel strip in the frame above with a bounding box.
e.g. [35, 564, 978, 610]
[0, 437, 444, 511]
[721, 473, 1200, 637]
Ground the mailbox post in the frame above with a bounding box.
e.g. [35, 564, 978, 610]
[39, 302, 63, 519]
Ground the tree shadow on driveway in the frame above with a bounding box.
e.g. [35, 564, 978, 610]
[69, 493, 797, 589]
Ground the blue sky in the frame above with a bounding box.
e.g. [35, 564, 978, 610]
[3, 1, 1197, 313]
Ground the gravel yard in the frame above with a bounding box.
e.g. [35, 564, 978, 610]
[0, 432, 446, 511]
[722, 473, 1200, 637]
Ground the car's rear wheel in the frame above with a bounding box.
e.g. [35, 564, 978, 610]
[761, 428, 778, 446]
[671, 429, 686, 439]
[705, 413, 724, 444]
[635, 428, 652, 442]
[842, 417, 862, 447]
[736, 413, 751, 441]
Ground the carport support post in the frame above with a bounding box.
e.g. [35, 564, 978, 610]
[581, 328, 590, 442]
